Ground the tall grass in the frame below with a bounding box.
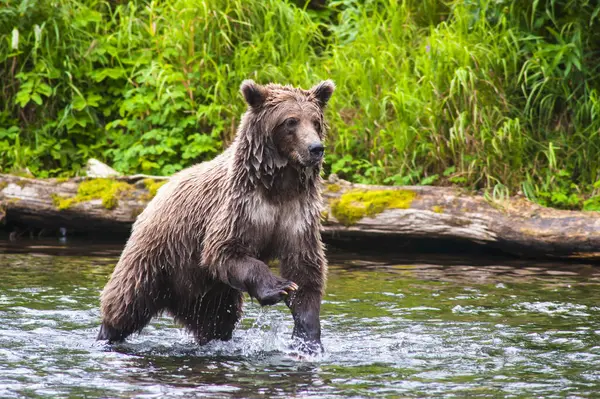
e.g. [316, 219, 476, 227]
[1, 0, 600, 209]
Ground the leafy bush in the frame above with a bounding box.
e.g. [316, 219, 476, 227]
[1, 0, 600, 210]
[0, 0, 324, 176]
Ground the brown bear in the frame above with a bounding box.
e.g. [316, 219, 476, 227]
[97, 79, 334, 354]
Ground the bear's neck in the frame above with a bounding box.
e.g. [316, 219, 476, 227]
[266, 165, 320, 202]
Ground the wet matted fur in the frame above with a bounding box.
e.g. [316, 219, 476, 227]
[97, 79, 335, 353]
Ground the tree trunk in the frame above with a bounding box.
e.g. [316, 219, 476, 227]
[1, 173, 599, 260]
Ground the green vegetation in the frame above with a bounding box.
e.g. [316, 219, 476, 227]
[1, 0, 600, 210]
[52, 178, 134, 210]
[331, 189, 416, 225]
[583, 194, 600, 212]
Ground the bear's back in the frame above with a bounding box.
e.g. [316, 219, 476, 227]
[124, 152, 232, 266]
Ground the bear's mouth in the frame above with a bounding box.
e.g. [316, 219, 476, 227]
[299, 156, 323, 168]
[301, 149, 325, 168]
[287, 149, 324, 170]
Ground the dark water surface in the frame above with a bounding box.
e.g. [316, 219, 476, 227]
[1, 239, 600, 398]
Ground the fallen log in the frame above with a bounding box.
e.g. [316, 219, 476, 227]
[1, 173, 599, 260]
[0, 174, 155, 236]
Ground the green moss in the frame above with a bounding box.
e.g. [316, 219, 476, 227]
[0, 181, 8, 191]
[432, 205, 444, 213]
[326, 183, 341, 193]
[15, 180, 28, 188]
[51, 194, 69, 210]
[143, 178, 167, 199]
[52, 178, 134, 210]
[54, 177, 69, 183]
[331, 189, 416, 226]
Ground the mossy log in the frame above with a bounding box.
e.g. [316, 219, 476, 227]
[322, 176, 600, 260]
[1, 173, 599, 260]
[0, 174, 164, 236]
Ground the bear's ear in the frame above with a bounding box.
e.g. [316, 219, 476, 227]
[240, 79, 267, 108]
[310, 80, 335, 108]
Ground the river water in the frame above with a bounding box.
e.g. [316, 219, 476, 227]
[1, 239, 600, 398]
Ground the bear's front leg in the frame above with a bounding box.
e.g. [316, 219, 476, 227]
[280, 250, 327, 355]
[221, 256, 298, 306]
[285, 288, 323, 354]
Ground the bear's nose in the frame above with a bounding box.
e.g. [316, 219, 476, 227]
[308, 143, 325, 159]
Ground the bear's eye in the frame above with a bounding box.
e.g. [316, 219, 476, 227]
[312, 119, 321, 131]
[285, 118, 299, 129]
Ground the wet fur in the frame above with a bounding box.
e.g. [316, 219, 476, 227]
[98, 80, 334, 351]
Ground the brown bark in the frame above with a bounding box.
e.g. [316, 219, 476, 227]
[0, 174, 151, 235]
[1, 173, 599, 260]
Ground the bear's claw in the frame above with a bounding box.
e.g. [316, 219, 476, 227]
[256, 278, 298, 306]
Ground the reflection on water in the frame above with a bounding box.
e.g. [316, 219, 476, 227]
[1, 239, 600, 398]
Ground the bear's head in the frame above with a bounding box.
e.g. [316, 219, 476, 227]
[239, 79, 335, 171]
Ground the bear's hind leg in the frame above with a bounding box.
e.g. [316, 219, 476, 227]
[173, 283, 243, 345]
[98, 266, 167, 343]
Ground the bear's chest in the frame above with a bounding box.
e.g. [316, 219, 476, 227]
[246, 195, 306, 249]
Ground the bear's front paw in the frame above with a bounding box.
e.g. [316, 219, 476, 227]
[255, 278, 298, 306]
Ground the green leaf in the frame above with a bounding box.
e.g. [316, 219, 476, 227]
[0, 126, 20, 139]
[37, 83, 53, 97]
[15, 90, 31, 107]
[420, 174, 439, 185]
[91, 68, 127, 82]
[141, 160, 160, 171]
[72, 96, 87, 111]
[86, 94, 102, 107]
[31, 93, 43, 105]
[443, 166, 456, 177]
[449, 176, 467, 184]
[583, 196, 600, 212]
